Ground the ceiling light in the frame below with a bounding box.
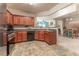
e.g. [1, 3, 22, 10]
[29, 3, 38, 5]
[29, 3, 33, 5]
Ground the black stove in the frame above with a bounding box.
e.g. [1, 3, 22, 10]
[27, 31, 35, 41]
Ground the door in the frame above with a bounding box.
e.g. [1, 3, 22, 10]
[39, 31, 44, 41]
[44, 32, 50, 43]
[49, 32, 57, 44]
[6, 11, 13, 25]
[13, 16, 20, 25]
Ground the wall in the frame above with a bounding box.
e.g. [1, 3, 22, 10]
[0, 3, 6, 46]
[0, 3, 6, 13]
[0, 3, 6, 26]
[65, 16, 79, 29]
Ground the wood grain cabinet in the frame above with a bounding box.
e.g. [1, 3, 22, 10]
[31, 19, 34, 26]
[44, 32, 57, 44]
[35, 31, 39, 40]
[19, 17, 25, 25]
[49, 32, 57, 44]
[14, 32, 18, 43]
[13, 16, 20, 25]
[39, 31, 44, 41]
[44, 32, 50, 43]
[3, 33, 7, 45]
[6, 11, 13, 25]
[14, 32, 27, 43]
[35, 31, 44, 41]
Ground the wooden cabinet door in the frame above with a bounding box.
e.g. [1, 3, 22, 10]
[14, 32, 27, 43]
[25, 17, 29, 25]
[35, 31, 37, 40]
[35, 31, 39, 40]
[23, 17, 27, 25]
[14, 32, 18, 43]
[6, 11, 13, 25]
[23, 17, 26, 25]
[39, 31, 44, 41]
[19, 17, 24, 25]
[31, 19, 34, 26]
[3, 33, 7, 45]
[17, 32, 22, 42]
[22, 32, 27, 41]
[13, 16, 20, 25]
[49, 32, 57, 44]
[44, 32, 50, 43]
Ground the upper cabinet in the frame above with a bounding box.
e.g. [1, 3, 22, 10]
[13, 15, 20, 25]
[5, 11, 13, 25]
[5, 10, 34, 26]
[13, 15, 34, 26]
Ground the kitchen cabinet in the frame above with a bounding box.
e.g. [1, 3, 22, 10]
[14, 32, 27, 43]
[44, 32, 57, 44]
[35, 31, 57, 45]
[35, 31, 39, 40]
[44, 32, 50, 43]
[13, 16, 34, 26]
[26, 17, 34, 26]
[35, 31, 44, 41]
[19, 17, 25, 25]
[6, 11, 13, 25]
[39, 31, 44, 41]
[3, 33, 7, 45]
[21, 32, 27, 41]
[13, 16, 20, 25]
[14, 32, 18, 43]
[49, 32, 57, 44]
[31, 19, 34, 26]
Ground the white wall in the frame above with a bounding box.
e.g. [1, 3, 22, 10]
[0, 3, 6, 13]
[65, 16, 79, 29]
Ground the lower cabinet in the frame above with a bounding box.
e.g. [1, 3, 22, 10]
[14, 32, 18, 43]
[44, 32, 50, 43]
[44, 32, 57, 44]
[3, 33, 7, 45]
[35, 31, 39, 40]
[49, 32, 57, 44]
[14, 32, 27, 43]
[39, 31, 44, 41]
[3, 31, 56, 45]
[35, 31, 57, 45]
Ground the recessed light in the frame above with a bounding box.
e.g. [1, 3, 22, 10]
[29, 3, 33, 5]
[28, 3, 38, 5]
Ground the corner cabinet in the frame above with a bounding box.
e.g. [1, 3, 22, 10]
[44, 32, 57, 44]
[35, 31, 57, 45]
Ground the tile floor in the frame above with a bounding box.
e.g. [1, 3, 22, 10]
[0, 46, 6, 56]
[10, 41, 78, 56]
[0, 36, 79, 56]
[58, 36, 79, 55]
